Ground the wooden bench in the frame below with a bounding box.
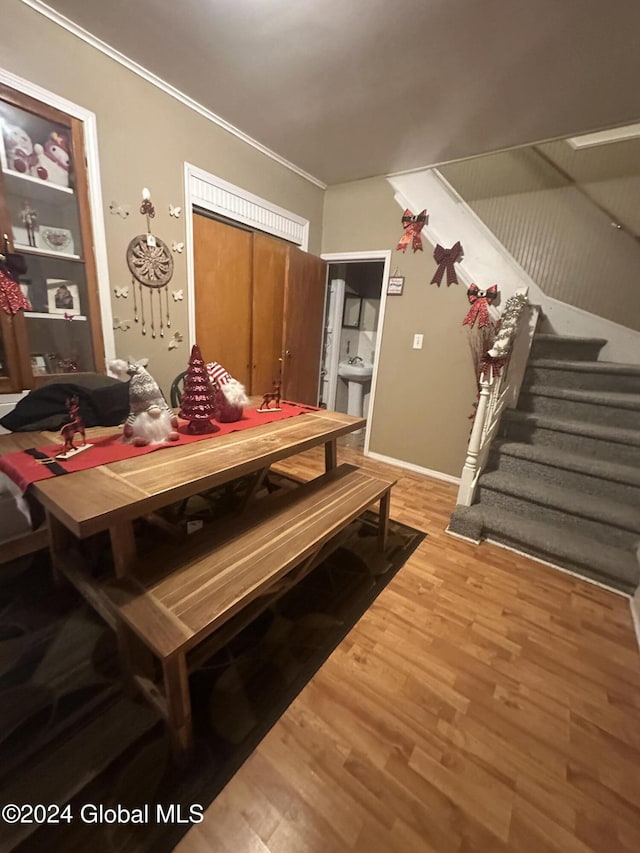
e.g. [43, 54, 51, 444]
[102, 463, 395, 759]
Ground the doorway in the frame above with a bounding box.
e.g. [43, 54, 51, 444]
[319, 257, 387, 427]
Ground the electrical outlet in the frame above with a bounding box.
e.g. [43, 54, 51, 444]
[412, 333, 424, 349]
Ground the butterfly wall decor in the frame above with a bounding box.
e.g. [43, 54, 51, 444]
[171, 241, 184, 253]
[114, 286, 129, 299]
[113, 316, 131, 332]
[109, 201, 131, 219]
[169, 204, 182, 218]
[168, 331, 184, 350]
[172, 289, 184, 301]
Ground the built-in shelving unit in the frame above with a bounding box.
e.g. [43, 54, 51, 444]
[0, 80, 105, 392]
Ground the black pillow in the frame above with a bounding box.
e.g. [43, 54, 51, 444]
[0, 379, 130, 432]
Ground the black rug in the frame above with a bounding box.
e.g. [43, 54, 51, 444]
[0, 489, 424, 853]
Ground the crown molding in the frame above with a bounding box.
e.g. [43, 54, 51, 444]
[20, 0, 327, 190]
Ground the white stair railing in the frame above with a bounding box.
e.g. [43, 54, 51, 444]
[457, 288, 539, 506]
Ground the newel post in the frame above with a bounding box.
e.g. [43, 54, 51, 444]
[456, 368, 493, 506]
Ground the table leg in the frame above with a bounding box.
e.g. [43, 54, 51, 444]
[47, 511, 71, 587]
[378, 489, 390, 552]
[324, 439, 337, 471]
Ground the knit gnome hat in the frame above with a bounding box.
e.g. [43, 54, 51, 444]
[206, 361, 250, 407]
[128, 364, 168, 415]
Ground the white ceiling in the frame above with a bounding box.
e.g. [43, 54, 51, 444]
[33, 0, 640, 186]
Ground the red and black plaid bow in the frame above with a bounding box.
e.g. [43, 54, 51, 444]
[396, 209, 427, 253]
[431, 241, 463, 286]
[462, 284, 498, 328]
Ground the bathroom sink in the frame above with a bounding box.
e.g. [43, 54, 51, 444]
[338, 361, 373, 382]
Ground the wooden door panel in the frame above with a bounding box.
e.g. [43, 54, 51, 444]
[193, 214, 252, 387]
[282, 247, 327, 405]
[251, 233, 287, 396]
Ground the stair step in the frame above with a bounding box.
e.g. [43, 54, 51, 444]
[491, 440, 640, 503]
[531, 334, 607, 361]
[449, 505, 639, 593]
[503, 409, 640, 466]
[518, 385, 640, 430]
[479, 469, 640, 533]
[526, 359, 640, 393]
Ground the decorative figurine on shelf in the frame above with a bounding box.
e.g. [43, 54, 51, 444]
[20, 201, 38, 247]
[110, 358, 180, 446]
[179, 344, 217, 434]
[206, 360, 249, 423]
[2, 123, 37, 174]
[33, 131, 71, 187]
[0, 241, 31, 316]
[258, 379, 282, 412]
[59, 395, 86, 455]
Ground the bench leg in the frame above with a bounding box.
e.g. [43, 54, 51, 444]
[117, 621, 156, 695]
[378, 489, 390, 552]
[324, 439, 337, 471]
[162, 652, 194, 763]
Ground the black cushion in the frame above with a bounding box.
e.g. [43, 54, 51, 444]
[0, 378, 130, 432]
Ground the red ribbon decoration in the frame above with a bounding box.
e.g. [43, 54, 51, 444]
[462, 284, 498, 328]
[396, 209, 427, 253]
[431, 241, 463, 286]
[0, 267, 32, 316]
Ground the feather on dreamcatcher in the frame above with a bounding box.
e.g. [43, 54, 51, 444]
[126, 188, 174, 338]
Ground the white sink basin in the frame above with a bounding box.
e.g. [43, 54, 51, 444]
[338, 361, 373, 382]
[338, 362, 373, 418]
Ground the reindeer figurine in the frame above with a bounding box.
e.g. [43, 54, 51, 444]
[59, 395, 86, 454]
[258, 379, 282, 412]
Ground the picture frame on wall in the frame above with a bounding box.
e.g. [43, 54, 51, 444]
[387, 275, 405, 295]
[18, 278, 32, 306]
[47, 279, 81, 316]
[30, 354, 48, 376]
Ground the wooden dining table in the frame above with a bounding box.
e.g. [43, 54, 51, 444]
[32, 405, 365, 580]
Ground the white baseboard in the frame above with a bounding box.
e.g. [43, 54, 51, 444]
[631, 595, 640, 652]
[365, 450, 460, 485]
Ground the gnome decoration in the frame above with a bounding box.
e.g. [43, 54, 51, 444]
[110, 358, 179, 446]
[179, 345, 217, 433]
[206, 360, 249, 423]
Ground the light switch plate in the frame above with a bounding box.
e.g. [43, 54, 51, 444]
[413, 333, 424, 349]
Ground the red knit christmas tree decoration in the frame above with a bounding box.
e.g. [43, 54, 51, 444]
[179, 344, 217, 434]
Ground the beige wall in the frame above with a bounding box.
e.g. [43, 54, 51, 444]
[0, 0, 324, 395]
[323, 178, 478, 478]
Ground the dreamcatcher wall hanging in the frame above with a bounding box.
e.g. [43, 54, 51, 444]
[126, 188, 174, 338]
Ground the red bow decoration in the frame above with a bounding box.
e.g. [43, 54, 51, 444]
[0, 266, 32, 316]
[462, 284, 498, 328]
[431, 241, 463, 287]
[396, 209, 427, 253]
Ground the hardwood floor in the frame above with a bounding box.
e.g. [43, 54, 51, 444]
[176, 443, 640, 853]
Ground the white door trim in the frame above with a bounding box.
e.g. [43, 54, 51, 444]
[0, 66, 115, 370]
[184, 162, 310, 349]
[320, 250, 392, 455]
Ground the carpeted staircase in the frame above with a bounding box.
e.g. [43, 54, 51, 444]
[449, 332, 640, 594]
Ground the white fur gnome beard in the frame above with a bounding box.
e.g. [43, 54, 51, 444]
[129, 407, 176, 445]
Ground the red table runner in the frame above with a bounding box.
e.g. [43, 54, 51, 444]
[0, 402, 317, 494]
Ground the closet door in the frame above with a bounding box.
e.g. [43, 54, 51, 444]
[282, 246, 327, 405]
[251, 232, 287, 395]
[193, 213, 252, 387]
